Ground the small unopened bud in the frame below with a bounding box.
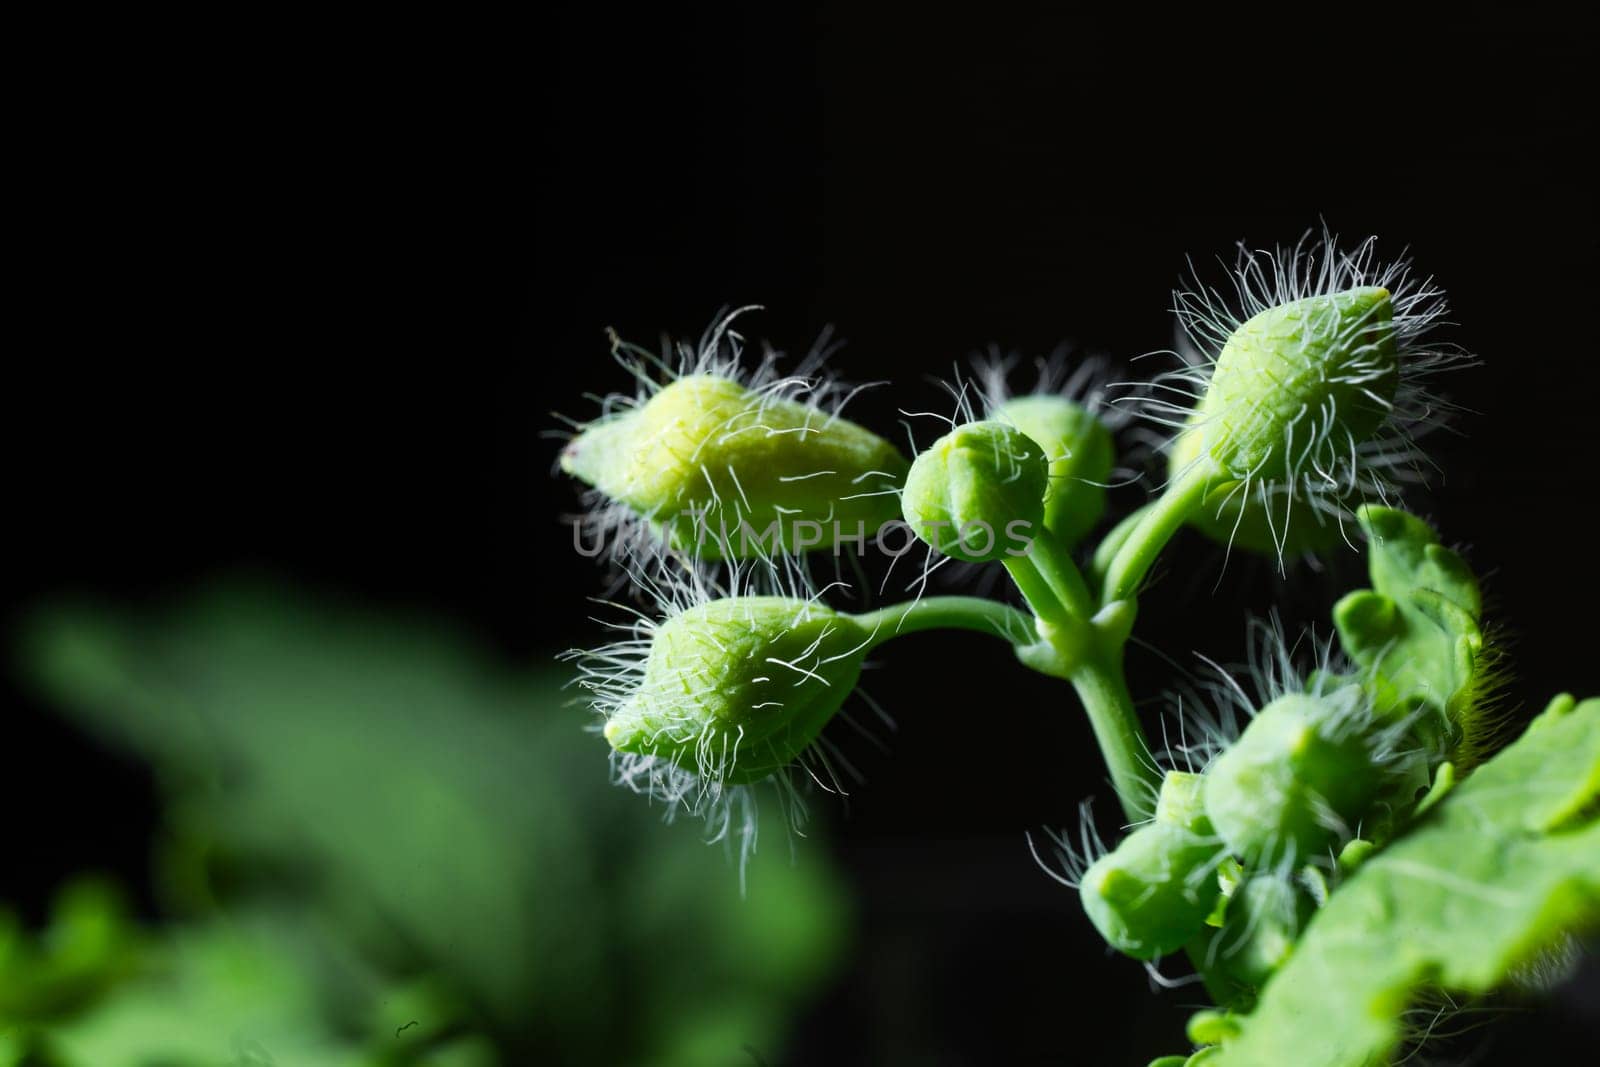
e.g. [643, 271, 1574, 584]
[1201, 873, 1316, 998]
[1167, 286, 1396, 558]
[1079, 772, 1220, 959]
[562, 374, 907, 557]
[1203, 692, 1381, 866]
[1182, 286, 1397, 481]
[1168, 427, 1345, 557]
[1145, 232, 1471, 564]
[901, 421, 1048, 562]
[601, 597, 871, 784]
[995, 395, 1114, 548]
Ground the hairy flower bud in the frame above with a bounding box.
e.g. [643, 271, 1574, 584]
[1203, 692, 1381, 866]
[600, 596, 871, 784]
[1140, 232, 1472, 566]
[995, 395, 1114, 548]
[1079, 772, 1220, 959]
[563, 372, 908, 558]
[1201, 873, 1316, 998]
[1168, 426, 1345, 557]
[900, 421, 1047, 562]
[1181, 285, 1396, 481]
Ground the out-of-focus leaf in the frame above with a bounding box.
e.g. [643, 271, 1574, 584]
[47, 915, 390, 1067]
[0, 881, 139, 1022]
[20, 582, 848, 1064]
[4, 904, 493, 1067]
[1189, 693, 1600, 1067]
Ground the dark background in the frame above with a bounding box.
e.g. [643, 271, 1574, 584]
[8, 6, 1597, 1064]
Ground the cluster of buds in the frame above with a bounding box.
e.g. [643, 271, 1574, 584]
[557, 230, 1478, 974]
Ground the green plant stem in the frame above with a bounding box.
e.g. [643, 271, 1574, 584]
[859, 580, 1156, 826]
[1000, 550, 1156, 823]
[1071, 652, 1158, 823]
[1099, 463, 1214, 605]
[1001, 555, 1075, 632]
[1023, 533, 1094, 618]
[854, 596, 1034, 647]
[1090, 502, 1152, 584]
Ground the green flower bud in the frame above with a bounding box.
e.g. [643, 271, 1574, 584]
[563, 372, 908, 558]
[1080, 772, 1220, 959]
[1168, 425, 1345, 558]
[1154, 769, 1213, 833]
[1186, 286, 1397, 480]
[601, 596, 871, 785]
[1201, 874, 1316, 999]
[1186, 1008, 1242, 1046]
[995, 395, 1115, 548]
[1203, 692, 1382, 866]
[1149, 233, 1472, 565]
[901, 421, 1047, 562]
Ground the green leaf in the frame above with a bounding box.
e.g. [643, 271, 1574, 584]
[19, 582, 848, 1064]
[1333, 506, 1488, 761]
[0, 881, 140, 1022]
[1193, 693, 1600, 1067]
[3, 901, 498, 1067]
[44, 915, 413, 1067]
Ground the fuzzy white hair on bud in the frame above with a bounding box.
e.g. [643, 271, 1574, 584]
[1164, 616, 1432, 871]
[973, 344, 1130, 433]
[1027, 799, 1111, 892]
[561, 554, 877, 885]
[1156, 615, 1405, 777]
[1130, 228, 1474, 569]
[556, 308, 908, 568]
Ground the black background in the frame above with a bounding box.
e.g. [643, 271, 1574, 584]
[7, 6, 1597, 1064]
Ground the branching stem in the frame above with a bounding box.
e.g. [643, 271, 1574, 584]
[855, 596, 1034, 647]
[1100, 462, 1215, 605]
[1071, 650, 1157, 823]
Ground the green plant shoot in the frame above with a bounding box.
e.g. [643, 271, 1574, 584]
[557, 230, 1598, 1067]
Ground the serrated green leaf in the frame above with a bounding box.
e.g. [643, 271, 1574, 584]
[1196, 693, 1600, 1067]
[1333, 507, 1486, 757]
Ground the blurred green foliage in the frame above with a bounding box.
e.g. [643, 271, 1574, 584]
[5, 583, 848, 1065]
